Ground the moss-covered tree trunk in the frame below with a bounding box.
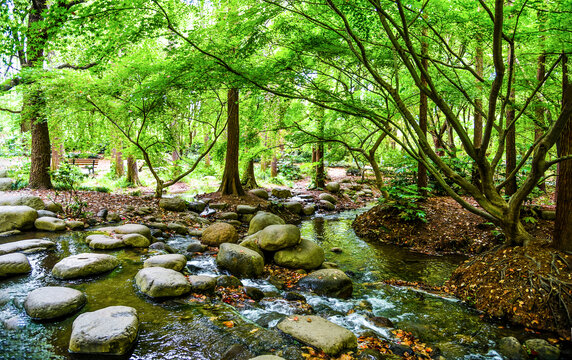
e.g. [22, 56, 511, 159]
[127, 156, 140, 186]
[218, 88, 245, 195]
[241, 159, 259, 189]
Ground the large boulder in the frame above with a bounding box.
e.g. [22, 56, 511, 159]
[297, 269, 353, 298]
[325, 182, 341, 193]
[34, 216, 66, 231]
[284, 201, 303, 214]
[122, 233, 151, 247]
[239, 236, 264, 258]
[216, 243, 264, 278]
[0, 206, 38, 232]
[135, 267, 191, 298]
[69, 306, 138, 355]
[318, 193, 337, 204]
[257, 224, 301, 251]
[24, 287, 86, 320]
[0, 178, 13, 191]
[0, 253, 31, 277]
[0, 194, 45, 210]
[159, 197, 187, 212]
[52, 253, 119, 279]
[277, 315, 357, 356]
[247, 211, 285, 235]
[99, 224, 152, 240]
[498, 337, 526, 360]
[202, 222, 238, 246]
[274, 238, 325, 270]
[523, 339, 560, 360]
[249, 189, 269, 200]
[272, 188, 292, 199]
[144, 254, 187, 271]
[0, 239, 55, 255]
[188, 275, 217, 294]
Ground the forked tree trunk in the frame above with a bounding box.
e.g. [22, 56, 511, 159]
[218, 88, 245, 196]
[241, 159, 259, 189]
[553, 53, 572, 252]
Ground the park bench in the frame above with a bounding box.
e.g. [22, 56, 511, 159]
[67, 158, 99, 174]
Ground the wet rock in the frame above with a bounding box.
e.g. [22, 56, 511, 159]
[319, 200, 335, 211]
[99, 223, 152, 240]
[216, 275, 243, 288]
[523, 339, 560, 360]
[302, 204, 316, 216]
[330, 247, 343, 253]
[24, 286, 86, 320]
[34, 216, 66, 231]
[220, 212, 238, 220]
[284, 201, 303, 214]
[318, 193, 337, 204]
[66, 220, 85, 230]
[135, 267, 191, 298]
[159, 197, 187, 212]
[69, 306, 138, 355]
[369, 316, 394, 328]
[148, 222, 168, 231]
[37, 209, 56, 218]
[320, 262, 339, 269]
[277, 315, 357, 356]
[244, 286, 265, 301]
[498, 337, 526, 360]
[187, 201, 206, 214]
[389, 343, 414, 357]
[239, 235, 264, 257]
[0, 253, 31, 277]
[284, 292, 306, 302]
[325, 182, 340, 193]
[258, 224, 301, 251]
[202, 222, 238, 246]
[250, 189, 269, 200]
[0, 194, 45, 210]
[0, 239, 55, 255]
[357, 349, 395, 360]
[0, 205, 38, 232]
[188, 275, 217, 294]
[0, 230, 21, 237]
[216, 243, 265, 278]
[222, 344, 253, 360]
[227, 219, 242, 227]
[272, 188, 292, 199]
[298, 269, 352, 298]
[122, 233, 151, 247]
[52, 253, 119, 279]
[237, 204, 258, 214]
[107, 213, 122, 223]
[187, 241, 208, 253]
[0, 177, 13, 190]
[274, 238, 325, 270]
[189, 229, 203, 237]
[248, 211, 285, 235]
[96, 209, 108, 220]
[357, 300, 373, 311]
[87, 235, 125, 250]
[250, 356, 285, 360]
[44, 201, 64, 213]
[167, 222, 189, 235]
[144, 254, 187, 271]
[210, 202, 228, 210]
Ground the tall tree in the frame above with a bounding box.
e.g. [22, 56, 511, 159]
[218, 88, 245, 195]
[417, 25, 428, 193]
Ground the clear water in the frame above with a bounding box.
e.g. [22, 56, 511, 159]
[0, 212, 548, 359]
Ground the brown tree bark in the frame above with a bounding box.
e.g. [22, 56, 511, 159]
[218, 88, 245, 195]
[271, 155, 278, 177]
[241, 158, 259, 189]
[472, 42, 484, 186]
[535, 51, 547, 192]
[204, 134, 211, 167]
[315, 109, 326, 188]
[417, 26, 428, 192]
[553, 53, 572, 252]
[127, 156, 140, 186]
[505, 86, 517, 197]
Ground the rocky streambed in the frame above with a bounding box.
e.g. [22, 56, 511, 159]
[0, 206, 567, 359]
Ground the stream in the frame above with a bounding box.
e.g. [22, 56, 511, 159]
[0, 210, 538, 359]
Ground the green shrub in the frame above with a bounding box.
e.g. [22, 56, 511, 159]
[378, 184, 429, 222]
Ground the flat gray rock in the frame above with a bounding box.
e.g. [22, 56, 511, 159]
[86, 235, 125, 250]
[99, 224, 152, 240]
[0, 205, 38, 233]
[69, 306, 138, 355]
[0, 239, 56, 255]
[143, 254, 187, 271]
[24, 286, 86, 320]
[122, 233, 151, 247]
[249, 189, 269, 200]
[52, 253, 119, 279]
[0, 194, 45, 210]
[66, 220, 85, 230]
[277, 315, 356, 356]
[35, 216, 66, 231]
[135, 267, 191, 298]
[0, 253, 31, 277]
[297, 269, 352, 298]
[188, 275, 217, 294]
[236, 204, 257, 214]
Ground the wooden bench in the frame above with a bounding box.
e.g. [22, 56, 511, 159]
[67, 158, 99, 174]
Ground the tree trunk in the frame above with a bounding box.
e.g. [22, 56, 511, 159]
[315, 108, 326, 188]
[535, 51, 547, 192]
[417, 26, 428, 193]
[472, 42, 484, 187]
[505, 86, 517, 196]
[553, 53, 572, 252]
[218, 88, 245, 195]
[241, 159, 259, 189]
[127, 156, 140, 186]
[271, 155, 278, 177]
[204, 134, 211, 167]
[115, 149, 124, 177]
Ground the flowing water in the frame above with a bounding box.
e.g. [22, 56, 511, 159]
[0, 211, 547, 359]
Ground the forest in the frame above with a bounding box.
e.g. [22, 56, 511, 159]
[0, 0, 571, 359]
